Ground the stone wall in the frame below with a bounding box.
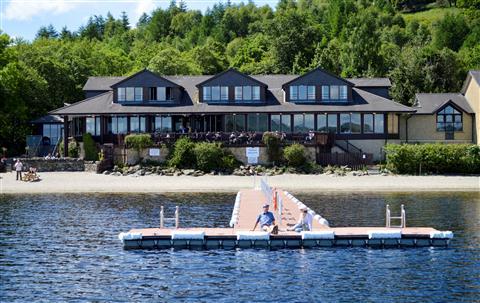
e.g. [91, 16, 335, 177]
[18, 158, 85, 172]
[114, 147, 169, 165]
[226, 146, 316, 165]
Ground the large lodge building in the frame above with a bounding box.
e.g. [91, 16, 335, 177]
[31, 68, 480, 164]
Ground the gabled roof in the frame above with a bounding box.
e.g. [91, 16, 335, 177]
[414, 93, 474, 114]
[347, 78, 391, 87]
[83, 76, 125, 91]
[461, 70, 480, 94]
[110, 69, 182, 88]
[281, 67, 355, 89]
[195, 68, 268, 88]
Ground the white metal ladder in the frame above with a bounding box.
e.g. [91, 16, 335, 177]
[160, 206, 179, 228]
[386, 204, 406, 228]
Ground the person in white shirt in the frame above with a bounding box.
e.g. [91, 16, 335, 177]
[14, 159, 23, 181]
[288, 206, 313, 232]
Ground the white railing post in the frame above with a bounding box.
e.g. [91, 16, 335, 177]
[401, 204, 406, 228]
[175, 206, 179, 229]
[160, 205, 164, 228]
[386, 204, 390, 228]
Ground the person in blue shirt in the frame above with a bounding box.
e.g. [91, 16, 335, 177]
[252, 204, 278, 234]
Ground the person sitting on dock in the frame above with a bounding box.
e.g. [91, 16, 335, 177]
[252, 204, 278, 234]
[287, 206, 313, 232]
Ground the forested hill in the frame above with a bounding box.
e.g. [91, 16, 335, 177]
[0, 0, 479, 153]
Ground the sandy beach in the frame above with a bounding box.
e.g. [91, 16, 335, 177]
[0, 171, 478, 194]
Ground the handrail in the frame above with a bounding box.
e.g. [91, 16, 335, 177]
[386, 204, 406, 228]
[260, 178, 272, 205]
[160, 205, 179, 229]
[335, 139, 363, 154]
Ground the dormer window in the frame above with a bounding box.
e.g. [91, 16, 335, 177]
[321, 85, 348, 101]
[118, 87, 143, 102]
[235, 86, 260, 101]
[290, 85, 315, 101]
[203, 86, 229, 102]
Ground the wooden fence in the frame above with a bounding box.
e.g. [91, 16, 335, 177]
[316, 152, 373, 170]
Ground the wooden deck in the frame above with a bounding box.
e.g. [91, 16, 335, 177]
[121, 188, 452, 249]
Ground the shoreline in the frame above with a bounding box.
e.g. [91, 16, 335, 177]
[0, 172, 478, 194]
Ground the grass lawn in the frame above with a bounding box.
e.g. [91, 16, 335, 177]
[402, 7, 463, 26]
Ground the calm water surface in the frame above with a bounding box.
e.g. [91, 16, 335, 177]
[1, 191, 479, 302]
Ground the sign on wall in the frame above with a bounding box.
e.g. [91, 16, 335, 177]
[246, 147, 260, 165]
[149, 148, 161, 157]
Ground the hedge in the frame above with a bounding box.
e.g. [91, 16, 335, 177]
[83, 133, 98, 161]
[125, 133, 153, 150]
[194, 142, 224, 172]
[167, 137, 196, 168]
[284, 144, 307, 167]
[384, 143, 480, 174]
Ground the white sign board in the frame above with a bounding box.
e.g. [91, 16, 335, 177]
[247, 156, 258, 165]
[246, 147, 260, 158]
[149, 148, 161, 157]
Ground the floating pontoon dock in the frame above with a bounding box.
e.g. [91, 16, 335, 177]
[118, 180, 453, 249]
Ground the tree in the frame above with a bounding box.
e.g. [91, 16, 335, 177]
[148, 46, 200, 75]
[432, 13, 469, 51]
[36, 24, 58, 40]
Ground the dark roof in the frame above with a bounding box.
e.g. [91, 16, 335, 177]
[195, 68, 268, 87]
[83, 76, 125, 91]
[281, 67, 355, 88]
[414, 93, 474, 114]
[110, 69, 182, 88]
[461, 70, 480, 93]
[31, 115, 64, 124]
[347, 78, 391, 87]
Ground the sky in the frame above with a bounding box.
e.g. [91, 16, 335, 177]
[0, 0, 278, 41]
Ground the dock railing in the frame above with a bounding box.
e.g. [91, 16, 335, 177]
[260, 178, 272, 205]
[386, 204, 406, 228]
[260, 178, 282, 225]
[160, 206, 179, 228]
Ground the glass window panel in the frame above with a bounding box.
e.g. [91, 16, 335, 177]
[330, 86, 339, 100]
[454, 122, 462, 131]
[154, 117, 161, 132]
[453, 108, 460, 114]
[307, 86, 316, 100]
[235, 115, 245, 131]
[322, 86, 329, 100]
[130, 117, 139, 132]
[243, 86, 252, 100]
[95, 117, 101, 136]
[211, 86, 220, 101]
[247, 114, 257, 132]
[293, 114, 304, 133]
[140, 117, 146, 132]
[363, 114, 373, 133]
[225, 115, 234, 132]
[454, 115, 462, 122]
[444, 106, 454, 114]
[135, 87, 143, 101]
[258, 114, 268, 132]
[446, 115, 453, 122]
[111, 117, 117, 134]
[351, 113, 361, 133]
[281, 115, 291, 133]
[317, 114, 327, 132]
[157, 87, 166, 101]
[162, 116, 172, 132]
[374, 114, 384, 134]
[43, 124, 50, 138]
[271, 115, 281, 132]
[328, 114, 337, 133]
[252, 86, 260, 100]
[340, 86, 348, 100]
[126, 87, 134, 101]
[221, 86, 229, 100]
[340, 114, 350, 133]
[203, 86, 211, 101]
[86, 117, 95, 135]
[235, 86, 242, 100]
[117, 88, 126, 101]
[298, 85, 307, 100]
[437, 115, 444, 122]
[290, 86, 298, 100]
[304, 114, 314, 131]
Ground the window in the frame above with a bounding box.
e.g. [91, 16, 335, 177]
[339, 86, 348, 100]
[293, 115, 304, 133]
[328, 114, 337, 133]
[225, 114, 245, 132]
[351, 113, 361, 133]
[340, 114, 351, 133]
[247, 114, 268, 132]
[110, 116, 128, 134]
[437, 105, 462, 131]
[235, 115, 245, 131]
[42, 124, 62, 145]
[154, 116, 172, 132]
[322, 86, 329, 100]
[221, 86, 229, 101]
[149, 87, 157, 100]
[211, 86, 220, 101]
[293, 114, 314, 133]
[270, 115, 291, 132]
[305, 114, 314, 130]
[298, 86, 307, 100]
[118, 87, 126, 102]
[290, 86, 298, 100]
[363, 114, 374, 133]
[157, 87, 166, 101]
[86, 117, 101, 136]
[203, 86, 211, 101]
[235, 86, 242, 100]
[330, 86, 339, 100]
[126, 87, 134, 101]
[252, 86, 260, 101]
[307, 86, 316, 100]
[374, 114, 384, 133]
[243, 86, 252, 100]
[129, 116, 146, 133]
[317, 114, 327, 132]
[281, 115, 291, 133]
[134, 87, 143, 101]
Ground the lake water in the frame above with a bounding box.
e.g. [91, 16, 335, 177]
[1, 192, 479, 302]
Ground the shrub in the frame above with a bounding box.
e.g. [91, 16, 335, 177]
[168, 137, 196, 168]
[59, 139, 79, 158]
[82, 133, 98, 161]
[194, 142, 224, 172]
[220, 153, 241, 173]
[384, 143, 480, 174]
[262, 132, 283, 164]
[125, 133, 153, 150]
[283, 143, 307, 167]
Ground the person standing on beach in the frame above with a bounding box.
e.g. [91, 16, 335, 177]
[14, 159, 23, 181]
